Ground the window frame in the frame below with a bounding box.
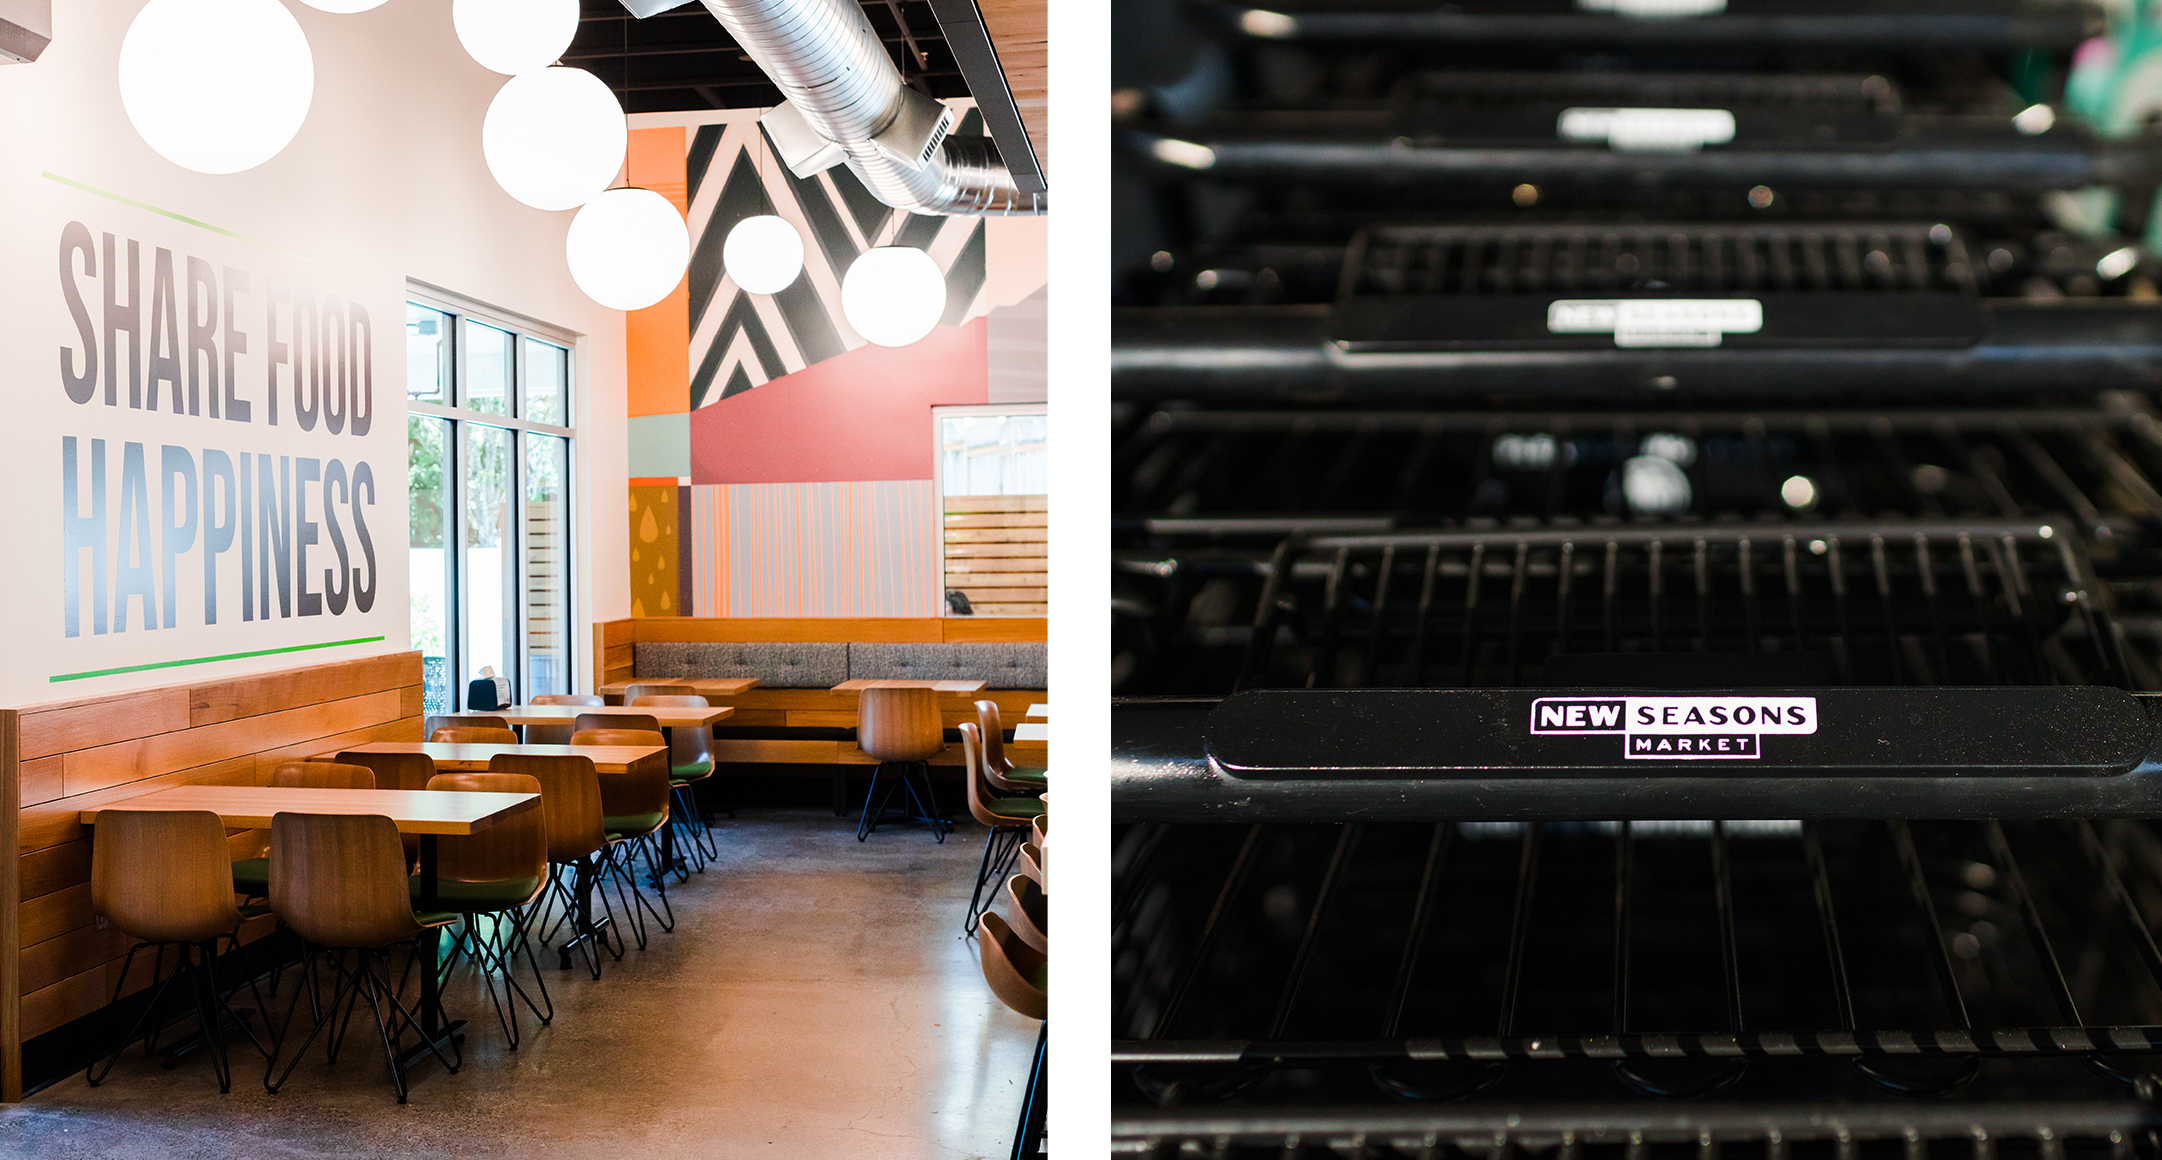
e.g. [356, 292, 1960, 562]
[931, 402, 1048, 617]
[406, 283, 578, 710]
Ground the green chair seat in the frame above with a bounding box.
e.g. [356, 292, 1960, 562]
[671, 760, 714, 782]
[1004, 766, 1048, 786]
[231, 857, 270, 896]
[990, 797, 1046, 820]
[605, 813, 666, 839]
[408, 875, 543, 911]
[1027, 962, 1047, 991]
[239, 902, 273, 921]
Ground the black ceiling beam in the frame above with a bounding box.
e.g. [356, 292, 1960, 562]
[925, 0, 1043, 193]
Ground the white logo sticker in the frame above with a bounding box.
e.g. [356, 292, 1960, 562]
[1529, 695, 1818, 761]
[1547, 298, 1763, 348]
[1558, 107, 1737, 153]
[1577, 0, 1727, 16]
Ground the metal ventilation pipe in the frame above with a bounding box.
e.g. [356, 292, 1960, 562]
[696, 0, 1046, 215]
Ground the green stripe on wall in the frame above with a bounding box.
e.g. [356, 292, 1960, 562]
[42, 171, 381, 283]
[50, 636, 389, 683]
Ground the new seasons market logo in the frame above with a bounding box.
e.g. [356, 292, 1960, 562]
[1529, 696, 1818, 760]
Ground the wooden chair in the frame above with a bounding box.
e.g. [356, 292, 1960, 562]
[424, 714, 508, 737]
[233, 764, 381, 899]
[566, 729, 676, 941]
[576, 711, 659, 735]
[1005, 871, 1047, 953]
[631, 693, 725, 871]
[855, 686, 949, 842]
[978, 909, 1048, 1159]
[87, 810, 272, 1094]
[624, 682, 694, 701]
[489, 753, 620, 978]
[262, 812, 460, 1103]
[424, 772, 552, 1048]
[527, 694, 602, 745]
[337, 750, 436, 792]
[431, 726, 519, 744]
[961, 723, 1045, 933]
[975, 699, 1048, 793]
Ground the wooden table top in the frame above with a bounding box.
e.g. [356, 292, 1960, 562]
[79, 785, 539, 835]
[336, 742, 668, 775]
[1026, 704, 1050, 718]
[830, 679, 988, 694]
[492, 704, 734, 728]
[1013, 723, 1048, 743]
[597, 677, 762, 697]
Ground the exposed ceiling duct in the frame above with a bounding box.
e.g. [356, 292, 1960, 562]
[681, 0, 1045, 215]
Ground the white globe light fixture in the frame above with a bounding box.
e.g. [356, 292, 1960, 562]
[118, 0, 314, 175]
[723, 215, 806, 294]
[566, 188, 690, 311]
[293, 0, 389, 11]
[454, 0, 580, 75]
[841, 246, 946, 347]
[482, 68, 627, 211]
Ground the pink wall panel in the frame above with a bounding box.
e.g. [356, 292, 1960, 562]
[688, 319, 989, 485]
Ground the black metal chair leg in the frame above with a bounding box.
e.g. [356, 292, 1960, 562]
[1010, 1023, 1048, 1160]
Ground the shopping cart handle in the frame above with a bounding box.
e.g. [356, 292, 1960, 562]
[1205, 687, 2154, 780]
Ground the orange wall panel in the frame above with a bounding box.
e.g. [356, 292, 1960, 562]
[628, 126, 691, 418]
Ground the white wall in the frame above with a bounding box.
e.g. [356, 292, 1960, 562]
[0, 0, 630, 707]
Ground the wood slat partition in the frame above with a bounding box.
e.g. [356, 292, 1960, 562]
[4, 651, 424, 1098]
[944, 495, 1048, 617]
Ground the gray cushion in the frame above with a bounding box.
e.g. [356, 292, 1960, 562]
[633, 642, 698, 676]
[847, 642, 1046, 689]
[689, 641, 849, 688]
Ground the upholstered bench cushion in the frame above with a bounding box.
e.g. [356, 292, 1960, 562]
[636, 641, 849, 687]
[846, 642, 1047, 688]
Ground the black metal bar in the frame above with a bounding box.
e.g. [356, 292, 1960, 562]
[1649, 540, 1666, 653]
[1603, 541, 1621, 654]
[1269, 824, 1363, 1040]
[1870, 535, 1906, 685]
[1553, 541, 1576, 661]
[1613, 820, 1633, 1035]
[1383, 824, 1454, 1038]
[1915, 536, 1954, 686]
[1826, 538, 1856, 684]
[1460, 543, 1488, 686]
[1409, 544, 1441, 686]
[2079, 821, 2162, 995]
[1740, 539, 1759, 653]
[1784, 537, 1806, 658]
[1958, 534, 2007, 685]
[1362, 545, 1396, 689]
[1151, 824, 1266, 1040]
[1805, 823, 1858, 1032]
[1498, 824, 1542, 1037]
[1711, 822, 1744, 1032]
[1891, 820, 1972, 1030]
[1694, 539, 1713, 654]
[1505, 542, 1530, 687]
[1986, 820, 2084, 1027]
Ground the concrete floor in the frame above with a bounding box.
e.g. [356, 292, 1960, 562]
[0, 808, 1038, 1159]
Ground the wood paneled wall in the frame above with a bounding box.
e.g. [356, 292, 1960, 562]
[944, 496, 1048, 617]
[5, 652, 424, 1099]
[594, 616, 1048, 691]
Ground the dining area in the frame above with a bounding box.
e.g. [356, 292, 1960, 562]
[0, 647, 1044, 1158]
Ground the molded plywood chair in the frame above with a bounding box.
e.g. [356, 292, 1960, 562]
[960, 723, 1045, 934]
[576, 711, 660, 736]
[424, 714, 508, 738]
[233, 763, 380, 899]
[978, 910, 1047, 1022]
[623, 683, 694, 701]
[87, 809, 273, 1094]
[490, 752, 620, 978]
[262, 812, 460, 1103]
[526, 694, 602, 745]
[855, 686, 950, 842]
[422, 772, 552, 1049]
[567, 729, 676, 943]
[631, 693, 724, 871]
[975, 700, 1048, 793]
[431, 726, 519, 745]
[337, 750, 436, 793]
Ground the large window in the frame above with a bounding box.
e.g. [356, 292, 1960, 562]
[933, 405, 1047, 617]
[406, 290, 575, 713]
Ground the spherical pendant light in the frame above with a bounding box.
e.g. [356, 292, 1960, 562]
[482, 68, 627, 211]
[118, 0, 314, 175]
[723, 215, 806, 294]
[293, 0, 389, 11]
[454, 0, 580, 75]
[841, 246, 946, 347]
[567, 188, 691, 310]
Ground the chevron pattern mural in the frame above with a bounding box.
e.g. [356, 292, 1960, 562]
[682, 104, 995, 411]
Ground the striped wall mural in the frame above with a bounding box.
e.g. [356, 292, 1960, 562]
[686, 481, 939, 617]
[684, 104, 997, 412]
